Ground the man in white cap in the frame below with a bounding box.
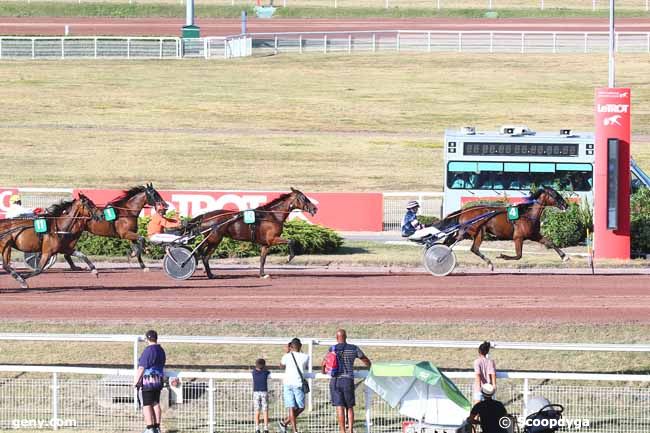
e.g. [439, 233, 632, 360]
[467, 383, 508, 433]
[5, 194, 32, 219]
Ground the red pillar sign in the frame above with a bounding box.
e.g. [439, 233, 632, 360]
[594, 88, 631, 259]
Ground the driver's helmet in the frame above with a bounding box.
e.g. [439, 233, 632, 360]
[9, 194, 21, 205]
[406, 200, 420, 210]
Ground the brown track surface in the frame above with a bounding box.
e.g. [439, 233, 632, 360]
[2, 18, 650, 37]
[1, 266, 649, 323]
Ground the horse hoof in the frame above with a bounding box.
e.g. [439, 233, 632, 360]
[489, 264, 494, 272]
[260, 274, 270, 279]
[143, 268, 150, 273]
[91, 269, 99, 277]
[20, 282, 29, 289]
[562, 255, 570, 262]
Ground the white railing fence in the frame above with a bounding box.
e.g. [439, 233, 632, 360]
[383, 192, 443, 230]
[0, 37, 181, 60]
[250, 30, 650, 55]
[2, 31, 650, 59]
[11, 0, 650, 11]
[1, 366, 650, 433]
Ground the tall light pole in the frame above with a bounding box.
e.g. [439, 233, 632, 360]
[608, 0, 615, 87]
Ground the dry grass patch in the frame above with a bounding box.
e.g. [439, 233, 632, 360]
[1, 54, 650, 190]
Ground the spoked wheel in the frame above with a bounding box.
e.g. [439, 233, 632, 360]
[423, 244, 456, 277]
[163, 246, 197, 280]
[24, 253, 57, 271]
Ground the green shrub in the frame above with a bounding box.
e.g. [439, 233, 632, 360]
[631, 188, 650, 255]
[541, 201, 590, 248]
[75, 218, 342, 259]
[418, 215, 440, 226]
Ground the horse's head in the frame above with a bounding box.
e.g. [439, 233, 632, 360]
[77, 193, 103, 222]
[144, 183, 168, 212]
[535, 186, 568, 211]
[289, 187, 318, 216]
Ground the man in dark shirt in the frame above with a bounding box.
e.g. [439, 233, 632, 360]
[321, 329, 371, 433]
[468, 383, 508, 433]
[134, 330, 166, 433]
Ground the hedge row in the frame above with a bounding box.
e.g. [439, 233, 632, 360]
[76, 218, 343, 259]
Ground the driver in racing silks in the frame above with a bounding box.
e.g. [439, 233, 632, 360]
[147, 202, 182, 244]
[401, 201, 424, 237]
[401, 200, 441, 240]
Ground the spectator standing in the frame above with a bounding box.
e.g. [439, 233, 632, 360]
[467, 383, 508, 433]
[278, 338, 309, 433]
[252, 358, 270, 433]
[473, 341, 496, 404]
[322, 329, 371, 433]
[134, 330, 166, 433]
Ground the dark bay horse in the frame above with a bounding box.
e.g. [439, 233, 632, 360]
[0, 196, 101, 288]
[188, 188, 318, 279]
[64, 184, 166, 271]
[438, 186, 569, 270]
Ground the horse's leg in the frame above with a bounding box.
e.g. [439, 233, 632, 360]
[63, 253, 84, 271]
[124, 232, 147, 271]
[498, 237, 525, 260]
[287, 239, 295, 263]
[20, 251, 51, 280]
[70, 250, 98, 276]
[470, 229, 494, 271]
[538, 236, 570, 262]
[259, 245, 270, 279]
[2, 247, 28, 289]
[201, 245, 218, 280]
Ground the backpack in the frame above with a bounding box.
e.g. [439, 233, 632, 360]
[324, 345, 341, 377]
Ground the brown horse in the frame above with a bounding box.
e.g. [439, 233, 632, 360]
[63, 184, 167, 271]
[188, 188, 318, 279]
[438, 186, 569, 270]
[0, 196, 101, 288]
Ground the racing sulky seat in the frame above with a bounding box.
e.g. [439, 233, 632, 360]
[523, 397, 564, 433]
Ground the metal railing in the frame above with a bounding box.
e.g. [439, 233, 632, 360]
[250, 30, 650, 55]
[9, 0, 650, 11]
[2, 31, 650, 59]
[0, 37, 181, 59]
[1, 365, 650, 433]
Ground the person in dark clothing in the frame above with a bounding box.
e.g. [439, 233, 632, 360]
[134, 330, 166, 433]
[321, 329, 371, 433]
[468, 383, 508, 433]
[252, 358, 270, 433]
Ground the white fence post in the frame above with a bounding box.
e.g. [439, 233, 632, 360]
[208, 378, 215, 433]
[396, 32, 400, 52]
[365, 385, 373, 433]
[94, 37, 97, 58]
[523, 378, 529, 416]
[458, 32, 462, 53]
[307, 339, 314, 411]
[31, 38, 35, 59]
[299, 35, 303, 54]
[52, 373, 59, 430]
[348, 34, 352, 54]
[323, 35, 327, 54]
[372, 33, 376, 52]
[61, 38, 64, 59]
[584, 33, 588, 53]
[521, 33, 525, 53]
[159, 38, 163, 59]
[490, 31, 493, 53]
[553, 32, 557, 53]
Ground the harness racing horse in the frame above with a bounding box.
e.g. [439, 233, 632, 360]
[0, 196, 101, 288]
[438, 186, 569, 271]
[63, 184, 167, 271]
[188, 188, 318, 279]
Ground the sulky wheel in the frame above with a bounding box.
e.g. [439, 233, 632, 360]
[423, 244, 456, 277]
[24, 252, 57, 271]
[163, 246, 197, 280]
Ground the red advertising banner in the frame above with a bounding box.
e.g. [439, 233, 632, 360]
[594, 87, 631, 259]
[0, 187, 19, 219]
[74, 189, 384, 231]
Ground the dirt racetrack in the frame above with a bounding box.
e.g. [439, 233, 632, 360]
[0, 266, 649, 323]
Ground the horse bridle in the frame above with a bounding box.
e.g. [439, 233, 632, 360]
[52, 199, 95, 237]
